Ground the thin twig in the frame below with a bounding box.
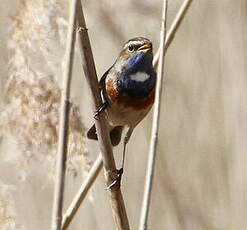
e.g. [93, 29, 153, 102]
[139, 0, 168, 230]
[62, 154, 103, 229]
[51, 0, 78, 230]
[75, 1, 130, 229]
[153, 0, 194, 68]
[61, 0, 194, 228]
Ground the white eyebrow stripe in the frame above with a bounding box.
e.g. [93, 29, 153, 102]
[130, 72, 150, 82]
[124, 41, 143, 49]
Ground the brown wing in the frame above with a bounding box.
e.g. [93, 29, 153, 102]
[99, 66, 113, 101]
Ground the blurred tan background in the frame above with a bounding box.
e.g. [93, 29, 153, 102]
[1, 0, 247, 229]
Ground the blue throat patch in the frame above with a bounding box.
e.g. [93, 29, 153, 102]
[117, 52, 156, 99]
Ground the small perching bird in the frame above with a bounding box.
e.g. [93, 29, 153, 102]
[87, 37, 156, 173]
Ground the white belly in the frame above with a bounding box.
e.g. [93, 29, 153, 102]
[105, 103, 151, 128]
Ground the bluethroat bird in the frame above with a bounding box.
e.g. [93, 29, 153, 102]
[87, 37, 156, 181]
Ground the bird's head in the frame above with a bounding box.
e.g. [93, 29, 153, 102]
[115, 37, 154, 73]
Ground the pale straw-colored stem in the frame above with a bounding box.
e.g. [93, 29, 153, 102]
[51, 0, 78, 230]
[62, 154, 103, 229]
[153, 0, 194, 68]
[61, 0, 194, 228]
[139, 0, 168, 230]
[75, 1, 130, 229]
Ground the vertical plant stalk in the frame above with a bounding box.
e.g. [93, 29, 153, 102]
[51, 0, 78, 229]
[61, 0, 194, 228]
[62, 154, 103, 229]
[139, 0, 168, 230]
[153, 0, 194, 68]
[75, 1, 130, 229]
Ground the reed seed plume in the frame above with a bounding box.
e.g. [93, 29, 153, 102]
[1, 0, 91, 177]
[0, 182, 24, 230]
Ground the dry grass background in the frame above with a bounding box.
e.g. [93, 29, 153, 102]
[0, 0, 247, 229]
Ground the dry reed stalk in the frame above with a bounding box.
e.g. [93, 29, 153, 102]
[61, 0, 194, 228]
[153, 0, 194, 68]
[75, 1, 130, 229]
[62, 154, 103, 230]
[51, 0, 78, 229]
[139, 0, 168, 230]
[62, 154, 102, 229]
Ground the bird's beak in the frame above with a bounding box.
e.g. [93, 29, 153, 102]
[137, 43, 152, 52]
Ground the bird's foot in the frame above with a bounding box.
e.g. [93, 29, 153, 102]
[93, 101, 109, 120]
[106, 168, 123, 190]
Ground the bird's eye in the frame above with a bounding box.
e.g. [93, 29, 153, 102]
[128, 45, 134, 52]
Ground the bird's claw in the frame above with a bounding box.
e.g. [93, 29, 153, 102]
[106, 168, 123, 190]
[93, 111, 100, 120]
[93, 101, 109, 120]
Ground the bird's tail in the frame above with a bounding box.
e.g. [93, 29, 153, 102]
[87, 124, 123, 146]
